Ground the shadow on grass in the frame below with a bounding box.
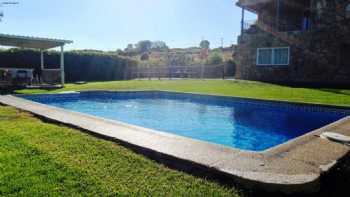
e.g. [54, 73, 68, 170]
[319, 89, 350, 97]
[0, 87, 16, 95]
[1, 86, 63, 95]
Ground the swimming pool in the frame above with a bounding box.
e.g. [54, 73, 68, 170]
[20, 91, 350, 151]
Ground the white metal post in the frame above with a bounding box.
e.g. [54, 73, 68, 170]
[40, 49, 44, 70]
[60, 45, 65, 86]
[241, 7, 245, 36]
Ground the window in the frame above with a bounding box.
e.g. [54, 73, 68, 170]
[257, 48, 272, 65]
[346, 4, 350, 19]
[256, 47, 290, 65]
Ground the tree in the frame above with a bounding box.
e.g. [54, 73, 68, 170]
[125, 44, 134, 52]
[136, 40, 152, 53]
[151, 41, 168, 51]
[116, 49, 126, 56]
[199, 40, 210, 49]
[140, 53, 150, 61]
[168, 53, 192, 66]
[208, 52, 223, 65]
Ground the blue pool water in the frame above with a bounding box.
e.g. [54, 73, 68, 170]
[20, 91, 350, 151]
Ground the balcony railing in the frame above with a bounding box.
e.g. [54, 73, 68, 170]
[243, 20, 257, 30]
[275, 20, 303, 32]
[257, 15, 309, 32]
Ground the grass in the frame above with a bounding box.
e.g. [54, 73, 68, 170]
[0, 106, 241, 196]
[15, 80, 350, 107]
[4, 79, 350, 196]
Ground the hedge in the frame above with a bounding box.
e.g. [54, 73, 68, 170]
[0, 49, 138, 82]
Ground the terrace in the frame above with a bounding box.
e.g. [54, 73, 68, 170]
[238, 0, 312, 32]
[0, 33, 72, 87]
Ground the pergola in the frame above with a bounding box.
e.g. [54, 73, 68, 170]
[0, 33, 73, 85]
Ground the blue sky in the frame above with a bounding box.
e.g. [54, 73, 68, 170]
[0, 0, 256, 50]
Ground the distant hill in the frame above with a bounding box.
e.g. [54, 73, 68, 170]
[118, 46, 235, 67]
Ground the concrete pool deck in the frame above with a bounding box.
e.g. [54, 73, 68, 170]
[1, 93, 350, 194]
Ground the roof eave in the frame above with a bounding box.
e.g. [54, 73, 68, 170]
[236, 2, 258, 14]
[0, 33, 73, 50]
[236, 0, 273, 13]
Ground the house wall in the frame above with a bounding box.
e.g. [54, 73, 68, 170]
[235, 0, 350, 86]
[235, 27, 296, 83]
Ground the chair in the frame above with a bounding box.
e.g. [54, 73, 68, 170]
[15, 70, 30, 86]
[0, 69, 13, 88]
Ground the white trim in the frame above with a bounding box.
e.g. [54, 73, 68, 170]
[40, 50, 44, 70]
[0, 33, 73, 50]
[60, 45, 65, 85]
[256, 47, 290, 66]
[0, 33, 73, 44]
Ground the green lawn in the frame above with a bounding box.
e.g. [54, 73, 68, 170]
[3, 80, 350, 196]
[0, 106, 240, 196]
[16, 80, 350, 107]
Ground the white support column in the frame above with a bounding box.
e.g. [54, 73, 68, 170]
[60, 45, 65, 86]
[40, 49, 44, 70]
[241, 7, 245, 36]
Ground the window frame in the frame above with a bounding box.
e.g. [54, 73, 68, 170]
[346, 4, 350, 18]
[256, 47, 290, 66]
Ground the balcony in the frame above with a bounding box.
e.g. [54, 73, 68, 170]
[239, 0, 312, 32]
[237, 0, 272, 13]
[243, 20, 258, 31]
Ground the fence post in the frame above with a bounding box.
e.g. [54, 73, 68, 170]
[168, 66, 172, 80]
[201, 65, 204, 80]
[124, 61, 128, 80]
[158, 67, 161, 80]
[222, 64, 226, 79]
[137, 66, 140, 80]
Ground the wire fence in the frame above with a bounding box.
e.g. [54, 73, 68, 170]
[130, 64, 234, 80]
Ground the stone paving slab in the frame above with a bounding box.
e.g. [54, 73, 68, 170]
[1, 94, 350, 194]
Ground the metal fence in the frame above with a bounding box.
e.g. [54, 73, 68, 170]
[131, 64, 233, 80]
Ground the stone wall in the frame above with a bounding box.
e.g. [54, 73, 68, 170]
[234, 27, 296, 83]
[235, 0, 350, 86]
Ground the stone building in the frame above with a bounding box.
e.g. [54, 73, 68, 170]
[234, 0, 350, 86]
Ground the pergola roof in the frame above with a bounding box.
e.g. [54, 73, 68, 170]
[236, 0, 271, 13]
[0, 33, 73, 50]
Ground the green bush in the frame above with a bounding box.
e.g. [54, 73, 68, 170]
[208, 52, 223, 65]
[0, 49, 138, 82]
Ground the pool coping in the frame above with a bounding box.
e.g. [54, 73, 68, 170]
[59, 89, 350, 109]
[1, 92, 350, 194]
